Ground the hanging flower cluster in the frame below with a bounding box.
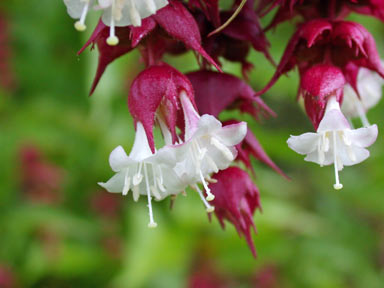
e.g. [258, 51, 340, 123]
[63, 0, 384, 255]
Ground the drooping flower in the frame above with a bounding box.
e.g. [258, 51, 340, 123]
[342, 65, 384, 126]
[209, 167, 261, 257]
[287, 95, 378, 190]
[98, 122, 186, 227]
[172, 91, 247, 203]
[63, 0, 169, 44]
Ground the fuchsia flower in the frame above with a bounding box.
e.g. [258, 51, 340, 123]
[100, 63, 247, 226]
[209, 167, 261, 257]
[288, 95, 378, 189]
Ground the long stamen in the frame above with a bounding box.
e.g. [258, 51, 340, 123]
[144, 164, 157, 228]
[133, 163, 143, 185]
[332, 131, 343, 190]
[194, 185, 215, 213]
[107, 0, 119, 46]
[122, 168, 130, 196]
[211, 137, 234, 161]
[199, 170, 215, 201]
[74, 2, 89, 31]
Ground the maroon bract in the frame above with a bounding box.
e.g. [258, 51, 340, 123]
[128, 63, 195, 152]
[209, 167, 261, 257]
[259, 0, 384, 30]
[256, 19, 384, 97]
[20, 146, 63, 204]
[187, 70, 275, 120]
[301, 64, 346, 128]
[188, 0, 220, 27]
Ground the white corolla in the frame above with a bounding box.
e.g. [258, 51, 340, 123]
[288, 96, 378, 190]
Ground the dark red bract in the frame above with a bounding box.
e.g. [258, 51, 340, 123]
[128, 63, 195, 152]
[209, 167, 261, 257]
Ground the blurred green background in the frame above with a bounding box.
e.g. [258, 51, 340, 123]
[1, 1, 384, 287]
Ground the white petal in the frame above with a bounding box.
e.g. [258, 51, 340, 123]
[338, 146, 370, 166]
[129, 122, 154, 161]
[109, 145, 133, 172]
[98, 171, 125, 193]
[317, 109, 350, 132]
[64, 0, 94, 19]
[98, 0, 112, 8]
[344, 124, 378, 148]
[214, 122, 247, 146]
[101, 0, 169, 27]
[287, 133, 319, 155]
[304, 150, 334, 166]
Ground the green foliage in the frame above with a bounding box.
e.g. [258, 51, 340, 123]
[1, 1, 384, 287]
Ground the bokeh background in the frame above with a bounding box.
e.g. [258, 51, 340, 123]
[1, 1, 384, 287]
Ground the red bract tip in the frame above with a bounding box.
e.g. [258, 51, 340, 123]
[187, 70, 275, 119]
[210, 167, 261, 257]
[78, 19, 133, 95]
[128, 63, 195, 152]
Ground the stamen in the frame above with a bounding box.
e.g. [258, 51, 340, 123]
[132, 186, 140, 201]
[341, 132, 351, 146]
[133, 163, 143, 185]
[199, 170, 215, 201]
[122, 168, 130, 196]
[106, 1, 119, 46]
[144, 164, 157, 228]
[127, 0, 142, 27]
[211, 137, 234, 161]
[74, 1, 89, 31]
[194, 185, 215, 213]
[317, 137, 325, 166]
[332, 131, 343, 190]
[205, 155, 219, 173]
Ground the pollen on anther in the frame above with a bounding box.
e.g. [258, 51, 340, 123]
[74, 21, 86, 31]
[107, 36, 119, 46]
[333, 183, 343, 190]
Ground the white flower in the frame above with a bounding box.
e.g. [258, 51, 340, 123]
[342, 67, 384, 126]
[63, 0, 169, 45]
[98, 122, 185, 228]
[174, 91, 247, 203]
[288, 96, 378, 190]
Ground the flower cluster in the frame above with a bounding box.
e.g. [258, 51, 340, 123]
[63, 0, 384, 255]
